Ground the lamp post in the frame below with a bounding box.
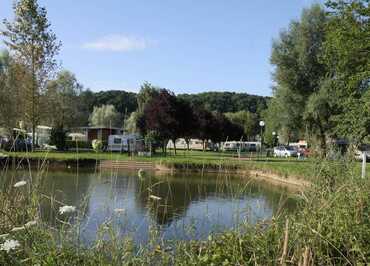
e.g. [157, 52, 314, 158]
[259, 121, 265, 156]
[272, 131, 276, 147]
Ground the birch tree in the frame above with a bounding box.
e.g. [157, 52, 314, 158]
[1, 0, 61, 149]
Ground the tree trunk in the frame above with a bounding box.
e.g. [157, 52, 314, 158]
[172, 139, 177, 155]
[185, 138, 190, 151]
[319, 131, 327, 158]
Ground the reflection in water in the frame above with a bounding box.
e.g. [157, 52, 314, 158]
[2, 169, 297, 244]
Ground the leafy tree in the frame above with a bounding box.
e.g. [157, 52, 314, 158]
[2, 0, 61, 149]
[267, 4, 329, 146]
[49, 125, 67, 151]
[177, 99, 198, 150]
[78, 89, 96, 126]
[212, 112, 244, 143]
[45, 70, 82, 128]
[0, 50, 27, 132]
[89, 104, 120, 128]
[124, 111, 141, 133]
[303, 80, 334, 156]
[92, 90, 137, 118]
[323, 0, 370, 143]
[192, 106, 218, 150]
[143, 89, 181, 154]
[225, 111, 258, 139]
[178, 91, 268, 115]
[137, 82, 159, 113]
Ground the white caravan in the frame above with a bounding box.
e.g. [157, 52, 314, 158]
[107, 133, 143, 152]
[167, 138, 214, 150]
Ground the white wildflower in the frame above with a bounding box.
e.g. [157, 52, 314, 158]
[59, 205, 76, 215]
[11, 226, 25, 232]
[149, 195, 161, 201]
[14, 181, 27, 188]
[24, 221, 37, 228]
[0, 239, 20, 252]
[114, 208, 125, 214]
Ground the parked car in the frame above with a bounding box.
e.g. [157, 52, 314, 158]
[273, 146, 298, 157]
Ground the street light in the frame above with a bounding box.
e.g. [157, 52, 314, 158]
[272, 131, 276, 147]
[259, 121, 265, 155]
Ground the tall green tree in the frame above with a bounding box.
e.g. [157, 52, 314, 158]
[137, 82, 159, 113]
[1, 0, 61, 148]
[323, 0, 370, 144]
[0, 50, 27, 132]
[89, 104, 120, 128]
[268, 4, 329, 149]
[45, 70, 82, 128]
[225, 111, 258, 139]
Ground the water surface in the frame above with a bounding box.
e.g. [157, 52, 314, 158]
[2, 168, 297, 245]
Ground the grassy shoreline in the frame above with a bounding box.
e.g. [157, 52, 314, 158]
[3, 150, 317, 181]
[4, 150, 369, 182]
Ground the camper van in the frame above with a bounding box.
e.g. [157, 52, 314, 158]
[167, 138, 215, 151]
[107, 133, 144, 152]
[222, 141, 261, 152]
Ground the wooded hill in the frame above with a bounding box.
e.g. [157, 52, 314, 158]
[80, 90, 269, 117]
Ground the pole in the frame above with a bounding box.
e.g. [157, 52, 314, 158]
[260, 126, 262, 157]
[362, 152, 366, 178]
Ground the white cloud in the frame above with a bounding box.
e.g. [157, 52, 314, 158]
[82, 34, 153, 52]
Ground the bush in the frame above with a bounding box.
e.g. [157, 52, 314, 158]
[65, 140, 92, 150]
[49, 126, 67, 151]
[92, 139, 103, 152]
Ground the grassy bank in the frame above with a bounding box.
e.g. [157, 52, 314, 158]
[4, 150, 317, 181]
[0, 159, 369, 265]
[4, 150, 369, 182]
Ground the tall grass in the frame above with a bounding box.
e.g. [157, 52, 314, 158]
[0, 148, 369, 265]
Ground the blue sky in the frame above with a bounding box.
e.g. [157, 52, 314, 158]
[0, 0, 323, 96]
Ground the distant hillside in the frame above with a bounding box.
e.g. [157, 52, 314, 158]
[80, 90, 269, 117]
[80, 90, 138, 115]
[178, 92, 269, 114]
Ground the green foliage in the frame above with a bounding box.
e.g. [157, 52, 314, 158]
[45, 70, 82, 128]
[267, 4, 328, 145]
[322, 0, 370, 143]
[91, 90, 137, 116]
[137, 82, 160, 113]
[1, 0, 61, 148]
[91, 139, 103, 152]
[49, 125, 67, 151]
[88, 104, 120, 128]
[178, 91, 268, 115]
[65, 140, 92, 150]
[225, 111, 258, 139]
[124, 111, 140, 133]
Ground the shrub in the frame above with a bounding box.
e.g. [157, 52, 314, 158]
[92, 139, 103, 152]
[65, 140, 92, 150]
[49, 126, 67, 151]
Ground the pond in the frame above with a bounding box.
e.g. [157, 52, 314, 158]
[3, 168, 297, 245]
